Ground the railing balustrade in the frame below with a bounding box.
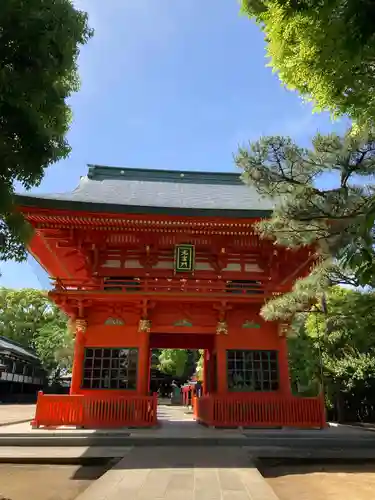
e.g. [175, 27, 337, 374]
[31, 392, 157, 429]
[195, 393, 326, 428]
[31, 391, 325, 429]
[52, 277, 267, 297]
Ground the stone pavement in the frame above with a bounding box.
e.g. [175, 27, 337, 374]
[0, 446, 132, 461]
[0, 404, 35, 426]
[75, 446, 279, 500]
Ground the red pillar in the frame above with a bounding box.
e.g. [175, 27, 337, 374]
[137, 331, 150, 395]
[278, 333, 291, 395]
[70, 319, 86, 395]
[209, 347, 216, 393]
[147, 350, 152, 394]
[215, 336, 227, 395]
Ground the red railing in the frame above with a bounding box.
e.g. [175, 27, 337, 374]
[52, 277, 268, 298]
[181, 385, 196, 406]
[194, 393, 326, 428]
[31, 392, 158, 429]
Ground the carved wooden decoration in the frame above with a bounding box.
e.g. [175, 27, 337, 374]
[138, 319, 152, 333]
[104, 317, 124, 326]
[173, 319, 193, 327]
[216, 320, 228, 335]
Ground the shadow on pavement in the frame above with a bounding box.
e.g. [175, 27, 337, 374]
[79, 446, 254, 471]
[72, 459, 121, 480]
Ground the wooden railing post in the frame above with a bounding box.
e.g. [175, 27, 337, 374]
[31, 391, 43, 429]
[319, 393, 327, 428]
[152, 392, 158, 425]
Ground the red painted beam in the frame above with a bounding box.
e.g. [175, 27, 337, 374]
[150, 333, 215, 350]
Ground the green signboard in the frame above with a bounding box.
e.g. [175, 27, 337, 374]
[242, 320, 260, 329]
[175, 244, 195, 273]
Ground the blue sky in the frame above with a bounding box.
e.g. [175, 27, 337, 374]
[1, 0, 350, 290]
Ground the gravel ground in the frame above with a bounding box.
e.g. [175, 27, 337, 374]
[260, 461, 375, 500]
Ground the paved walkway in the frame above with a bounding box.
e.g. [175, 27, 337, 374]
[76, 446, 279, 500]
[0, 404, 35, 426]
[1, 405, 375, 498]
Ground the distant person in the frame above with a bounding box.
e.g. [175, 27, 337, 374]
[195, 380, 202, 398]
[171, 380, 177, 397]
[170, 380, 181, 404]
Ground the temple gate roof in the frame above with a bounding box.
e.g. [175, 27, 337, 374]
[15, 165, 274, 218]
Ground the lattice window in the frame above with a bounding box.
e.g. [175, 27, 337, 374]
[82, 348, 138, 390]
[226, 350, 279, 392]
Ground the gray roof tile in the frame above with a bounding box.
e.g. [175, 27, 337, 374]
[16, 166, 274, 216]
[0, 337, 39, 361]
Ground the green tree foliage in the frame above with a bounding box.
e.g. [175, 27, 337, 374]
[158, 349, 201, 381]
[158, 349, 188, 378]
[289, 287, 375, 418]
[241, 0, 375, 129]
[0, 288, 54, 347]
[287, 314, 319, 393]
[0, 288, 72, 376]
[0, 0, 93, 261]
[33, 320, 73, 377]
[235, 129, 375, 319]
[195, 350, 204, 380]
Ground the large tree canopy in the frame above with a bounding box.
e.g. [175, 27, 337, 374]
[158, 349, 201, 380]
[235, 129, 375, 319]
[0, 288, 72, 377]
[241, 0, 375, 129]
[289, 287, 375, 420]
[0, 0, 92, 261]
[158, 349, 189, 378]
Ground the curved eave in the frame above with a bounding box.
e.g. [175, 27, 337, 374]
[15, 195, 273, 219]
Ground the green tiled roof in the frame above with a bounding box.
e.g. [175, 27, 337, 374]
[15, 165, 274, 217]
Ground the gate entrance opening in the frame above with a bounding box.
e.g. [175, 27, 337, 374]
[149, 334, 216, 397]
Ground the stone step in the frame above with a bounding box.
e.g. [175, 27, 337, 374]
[1, 434, 375, 448]
[0, 445, 375, 465]
[0, 446, 131, 463]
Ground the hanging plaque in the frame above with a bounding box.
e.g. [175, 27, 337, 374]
[242, 320, 260, 329]
[174, 244, 195, 273]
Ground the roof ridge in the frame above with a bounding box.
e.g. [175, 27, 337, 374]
[0, 335, 30, 350]
[87, 165, 243, 185]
